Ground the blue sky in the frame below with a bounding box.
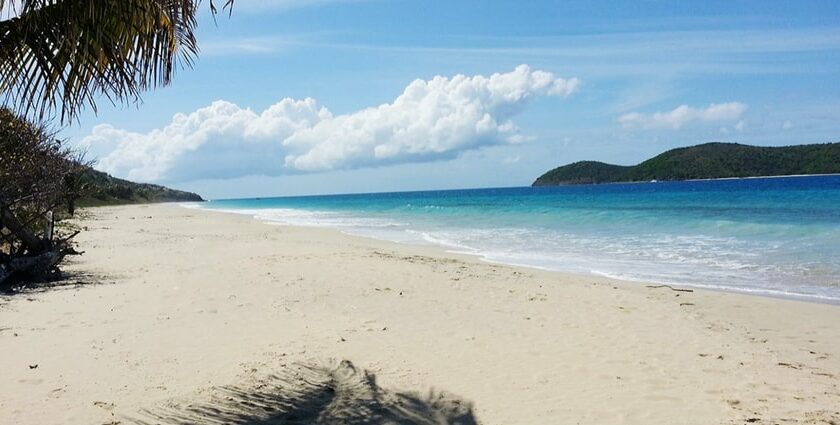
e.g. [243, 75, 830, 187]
[68, 0, 840, 199]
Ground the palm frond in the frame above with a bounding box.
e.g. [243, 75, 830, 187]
[0, 0, 232, 123]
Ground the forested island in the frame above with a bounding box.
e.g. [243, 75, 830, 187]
[532, 142, 840, 186]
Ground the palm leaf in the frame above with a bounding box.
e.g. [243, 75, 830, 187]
[0, 0, 232, 122]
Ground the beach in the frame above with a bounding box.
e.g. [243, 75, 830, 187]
[1, 204, 839, 424]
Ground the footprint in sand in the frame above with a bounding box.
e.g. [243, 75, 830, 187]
[48, 387, 66, 399]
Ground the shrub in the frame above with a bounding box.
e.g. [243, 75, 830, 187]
[0, 108, 86, 287]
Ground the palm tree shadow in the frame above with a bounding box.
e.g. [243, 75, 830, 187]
[133, 360, 479, 425]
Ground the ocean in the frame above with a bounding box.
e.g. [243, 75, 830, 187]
[196, 175, 840, 303]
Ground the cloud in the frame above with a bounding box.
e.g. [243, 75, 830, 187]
[782, 120, 793, 130]
[618, 102, 747, 130]
[230, 0, 357, 13]
[81, 65, 579, 182]
[201, 39, 288, 56]
[207, 27, 840, 74]
[502, 155, 521, 165]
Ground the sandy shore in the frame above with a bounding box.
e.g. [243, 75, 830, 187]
[1, 204, 839, 424]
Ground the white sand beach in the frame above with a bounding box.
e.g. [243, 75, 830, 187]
[1, 204, 839, 424]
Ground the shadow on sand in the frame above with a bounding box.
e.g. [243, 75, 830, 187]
[133, 360, 479, 425]
[0, 269, 104, 297]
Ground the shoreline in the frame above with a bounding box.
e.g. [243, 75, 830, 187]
[358, 228, 840, 306]
[2, 204, 839, 424]
[195, 203, 840, 306]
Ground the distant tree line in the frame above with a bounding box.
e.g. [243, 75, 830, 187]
[533, 142, 840, 186]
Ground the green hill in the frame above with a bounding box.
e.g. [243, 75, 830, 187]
[532, 142, 840, 186]
[78, 168, 203, 206]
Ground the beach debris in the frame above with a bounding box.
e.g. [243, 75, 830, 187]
[94, 401, 116, 412]
[528, 293, 547, 301]
[646, 284, 693, 293]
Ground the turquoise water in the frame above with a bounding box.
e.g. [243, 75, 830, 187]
[198, 175, 840, 303]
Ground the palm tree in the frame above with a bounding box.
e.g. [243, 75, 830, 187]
[0, 0, 232, 123]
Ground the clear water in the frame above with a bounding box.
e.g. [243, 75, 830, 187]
[196, 175, 840, 303]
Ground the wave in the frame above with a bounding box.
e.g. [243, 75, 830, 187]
[208, 207, 406, 229]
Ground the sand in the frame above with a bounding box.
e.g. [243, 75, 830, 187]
[1, 204, 839, 424]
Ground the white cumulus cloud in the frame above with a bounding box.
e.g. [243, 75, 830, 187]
[618, 102, 747, 130]
[81, 65, 579, 182]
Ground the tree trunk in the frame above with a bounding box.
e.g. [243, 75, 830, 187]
[0, 205, 43, 253]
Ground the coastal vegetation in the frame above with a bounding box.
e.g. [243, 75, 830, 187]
[0, 0, 228, 288]
[0, 109, 85, 286]
[533, 142, 840, 185]
[78, 168, 203, 207]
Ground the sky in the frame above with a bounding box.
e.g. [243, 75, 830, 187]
[66, 0, 840, 199]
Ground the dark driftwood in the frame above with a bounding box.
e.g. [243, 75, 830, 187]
[0, 249, 59, 287]
[0, 204, 43, 252]
[0, 218, 79, 289]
